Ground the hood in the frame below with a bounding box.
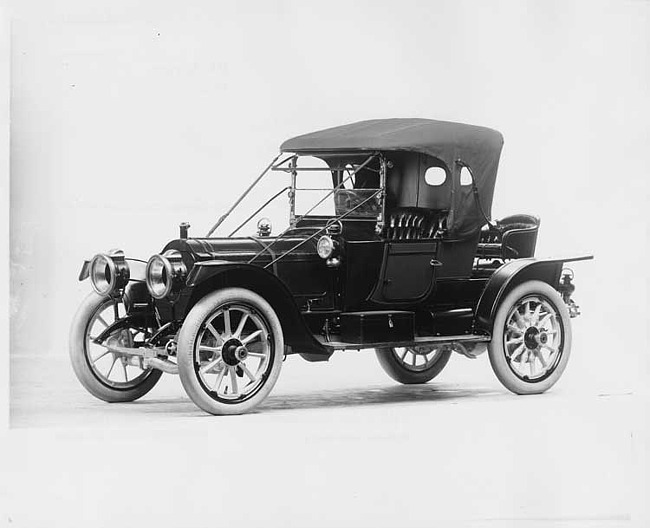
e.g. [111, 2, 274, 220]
[161, 228, 323, 270]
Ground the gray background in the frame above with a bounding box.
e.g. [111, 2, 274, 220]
[4, 1, 650, 527]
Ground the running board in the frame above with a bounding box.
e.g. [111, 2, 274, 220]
[316, 334, 491, 351]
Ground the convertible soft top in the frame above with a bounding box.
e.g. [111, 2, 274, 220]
[281, 118, 504, 237]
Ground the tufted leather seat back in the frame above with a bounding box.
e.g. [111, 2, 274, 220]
[478, 214, 540, 258]
[384, 207, 444, 240]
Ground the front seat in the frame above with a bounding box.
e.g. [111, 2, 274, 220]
[384, 207, 446, 240]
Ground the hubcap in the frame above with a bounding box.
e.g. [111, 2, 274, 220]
[221, 338, 248, 366]
[235, 346, 248, 362]
[523, 327, 540, 349]
[503, 295, 563, 382]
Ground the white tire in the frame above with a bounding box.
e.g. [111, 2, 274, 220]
[488, 280, 572, 395]
[69, 292, 162, 402]
[177, 288, 284, 415]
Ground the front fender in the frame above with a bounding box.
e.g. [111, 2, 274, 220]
[474, 255, 592, 334]
[180, 261, 331, 358]
[185, 260, 258, 288]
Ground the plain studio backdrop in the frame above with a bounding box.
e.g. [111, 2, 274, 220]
[4, 0, 650, 527]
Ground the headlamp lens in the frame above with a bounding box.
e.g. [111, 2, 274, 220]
[146, 255, 172, 299]
[146, 250, 187, 300]
[90, 254, 115, 295]
[89, 251, 129, 295]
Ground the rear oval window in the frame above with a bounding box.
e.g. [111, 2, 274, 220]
[424, 166, 446, 186]
[460, 166, 473, 186]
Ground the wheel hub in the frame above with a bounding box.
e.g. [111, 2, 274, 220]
[523, 326, 549, 350]
[222, 338, 247, 366]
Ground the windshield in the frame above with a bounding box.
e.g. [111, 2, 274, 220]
[293, 155, 381, 219]
[209, 153, 382, 238]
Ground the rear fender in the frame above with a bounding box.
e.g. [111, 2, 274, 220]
[474, 256, 592, 334]
[181, 261, 330, 358]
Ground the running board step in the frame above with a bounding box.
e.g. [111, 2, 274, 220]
[316, 334, 491, 351]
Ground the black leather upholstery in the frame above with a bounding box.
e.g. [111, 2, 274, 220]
[384, 207, 446, 240]
[478, 214, 540, 259]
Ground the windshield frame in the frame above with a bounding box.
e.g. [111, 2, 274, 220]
[207, 152, 387, 240]
[274, 152, 386, 229]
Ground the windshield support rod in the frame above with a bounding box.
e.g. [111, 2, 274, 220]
[228, 186, 290, 237]
[271, 155, 295, 170]
[262, 188, 383, 270]
[206, 153, 286, 237]
[247, 153, 377, 265]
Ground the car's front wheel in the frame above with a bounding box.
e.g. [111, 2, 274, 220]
[375, 345, 452, 384]
[177, 288, 284, 415]
[69, 292, 163, 402]
[488, 280, 572, 394]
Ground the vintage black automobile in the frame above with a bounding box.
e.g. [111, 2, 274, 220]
[70, 119, 591, 415]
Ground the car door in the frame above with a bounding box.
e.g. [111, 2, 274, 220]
[370, 240, 439, 303]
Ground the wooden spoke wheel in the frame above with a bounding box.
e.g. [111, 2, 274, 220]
[488, 280, 572, 395]
[69, 293, 162, 402]
[177, 288, 284, 415]
[375, 345, 452, 384]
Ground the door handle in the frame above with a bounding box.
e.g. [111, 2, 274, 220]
[430, 259, 442, 267]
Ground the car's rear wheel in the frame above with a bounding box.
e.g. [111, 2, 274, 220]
[488, 280, 572, 394]
[177, 288, 284, 415]
[69, 292, 162, 402]
[375, 345, 452, 384]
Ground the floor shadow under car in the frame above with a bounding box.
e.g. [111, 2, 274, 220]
[257, 383, 505, 413]
[96, 382, 507, 420]
[125, 382, 507, 415]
